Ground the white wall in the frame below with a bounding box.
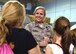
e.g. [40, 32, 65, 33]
[0, 3, 3, 13]
[41, 0, 76, 23]
[0, 4, 3, 12]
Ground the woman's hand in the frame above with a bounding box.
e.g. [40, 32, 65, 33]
[39, 37, 50, 46]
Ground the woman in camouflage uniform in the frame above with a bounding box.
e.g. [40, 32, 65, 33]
[25, 6, 53, 54]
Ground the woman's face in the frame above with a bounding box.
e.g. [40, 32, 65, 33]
[34, 9, 45, 23]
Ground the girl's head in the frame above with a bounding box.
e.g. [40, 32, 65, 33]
[54, 16, 70, 35]
[54, 16, 72, 54]
[33, 6, 46, 23]
[2, 1, 25, 27]
[0, 1, 25, 45]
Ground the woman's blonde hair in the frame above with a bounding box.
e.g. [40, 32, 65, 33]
[0, 1, 25, 45]
[2, 1, 25, 26]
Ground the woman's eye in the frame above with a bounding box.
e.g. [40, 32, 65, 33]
[36, 13, 39, 14]
[40, 13, 43, 15]
[36, 13, 43, 15]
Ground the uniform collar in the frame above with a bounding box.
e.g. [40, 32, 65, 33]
[35, 22, 45, 29]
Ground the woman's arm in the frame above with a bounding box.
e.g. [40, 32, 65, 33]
[45, 45, 53, 54]
[28, 45, 41, 54]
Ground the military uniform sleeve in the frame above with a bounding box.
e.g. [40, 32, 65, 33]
[25, 24, 31, 31]
[26, 31, 37, 51]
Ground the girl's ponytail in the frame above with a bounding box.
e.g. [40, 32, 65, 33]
[0, 19, 8, 45]
[61, 26, 72, 54]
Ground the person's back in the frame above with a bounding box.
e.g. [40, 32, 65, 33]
[6, 28, 37, 54]
[1, 1, 41, 54]
[47, 44, 63, 54]
[46, 43, 74, 54]
[46, 16, 73, 54]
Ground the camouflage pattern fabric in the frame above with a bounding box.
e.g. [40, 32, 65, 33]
[25, 22, 53, 43]
[25, 22, 53, 54]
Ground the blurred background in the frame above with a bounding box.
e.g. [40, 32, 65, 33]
[0, 0, 76, 54]
[0, 0, 76, 24]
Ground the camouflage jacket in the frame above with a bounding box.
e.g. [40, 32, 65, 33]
[25, 22, 53, 43]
